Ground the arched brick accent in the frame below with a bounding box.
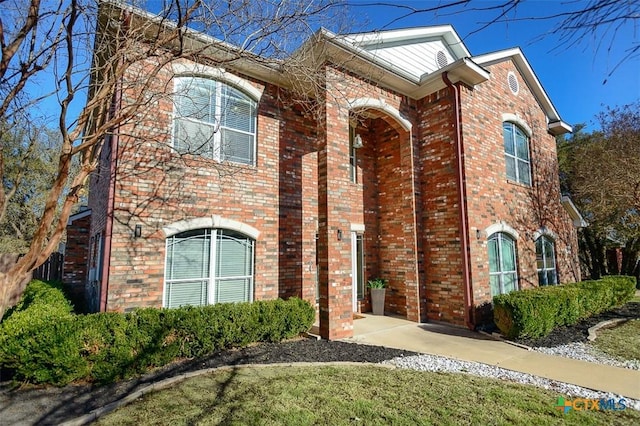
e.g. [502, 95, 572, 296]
[162, 215, 260, 239]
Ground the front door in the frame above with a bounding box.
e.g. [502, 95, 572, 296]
[351, 232, 364, 312]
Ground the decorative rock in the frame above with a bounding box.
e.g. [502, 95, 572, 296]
[384, 354, 640, 411]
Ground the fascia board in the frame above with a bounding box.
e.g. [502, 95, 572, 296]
[321, 32, 489, 99]
[67, 209, 92, 225]
[561, 196, 588, 228]
[473, 48, 571, 133]
[345, 25, 471, 58]
[409, 58, 490, 98]
[99, 0, 286, 86]
[548, 120, 573, 135]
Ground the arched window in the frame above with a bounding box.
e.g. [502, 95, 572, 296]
[173, 77, 257, 165]
[164, 229, 254, 308]
[536, 235, 557, 286]
[488, 232, 518, 296]
[503, 122, 531, 185]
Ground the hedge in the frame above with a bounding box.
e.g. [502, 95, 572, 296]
[0, 281, 315, 386]
[493, 276, 637, 339]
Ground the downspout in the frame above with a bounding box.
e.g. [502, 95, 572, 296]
[99, 94, 120, 312]
[442, 72, 474, 330]
[99, 11, 128, 312]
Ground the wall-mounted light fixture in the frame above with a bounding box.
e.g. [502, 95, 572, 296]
[134, 224, 142, 238]
[352, 134, 364, 149]
[337, 229, 342, 241]
[476, 229, 487, 240]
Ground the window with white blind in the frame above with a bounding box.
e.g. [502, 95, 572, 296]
[503, 122, 531, 185]
[164, 229, 254, 308]
[173, 77, 257, 165]
[488, 232, 518, 296]
[536, 235, 558, 286]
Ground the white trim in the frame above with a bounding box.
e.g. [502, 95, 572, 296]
[351, 231, 358, 312]
[350, 223, 365, 232]
[549, 121, 573, 135]
[485, 222, 519, 240]
[348, 98, 412, 131]
[561, 196, 588, 228]
[473, 48, 569, 133]
[501, 113, 532, 137]
[343, 25, 471, 59]
[67, 208, 92, 225]
[171, 62, 263, 100]
[507, 71, 520, 95]
[163, 215, 260, 239]
[533, 227, 557, 242]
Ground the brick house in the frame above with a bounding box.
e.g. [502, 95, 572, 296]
[66, 3, 585, 339]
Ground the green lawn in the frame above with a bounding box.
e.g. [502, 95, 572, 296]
[96, 365, 639, 425]
[591, 319, 640, 362]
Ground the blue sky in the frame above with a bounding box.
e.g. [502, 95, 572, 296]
[346, 1, 639, 130]
[27, 1, 637, 133]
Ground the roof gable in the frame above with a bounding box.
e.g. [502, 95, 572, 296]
[473, 48, 572, 135]
[343, 26, 470, 81]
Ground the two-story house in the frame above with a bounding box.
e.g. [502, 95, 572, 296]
[65, 2, 584, 339]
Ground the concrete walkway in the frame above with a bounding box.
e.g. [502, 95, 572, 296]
[345, 314, 640, 399]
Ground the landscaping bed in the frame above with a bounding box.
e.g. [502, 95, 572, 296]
[0, 339, 417, 425]
[513, 299, 640, 348]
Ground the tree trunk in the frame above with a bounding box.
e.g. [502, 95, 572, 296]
[579, 228, 607, 280]
[0, 255, 33, 320]
[621, 237, 640, 282]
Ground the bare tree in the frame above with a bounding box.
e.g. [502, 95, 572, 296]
[359, 0, 639, 82]
[0, 0, 350, 319]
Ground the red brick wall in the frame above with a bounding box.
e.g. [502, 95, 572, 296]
[103, 59, 288, 311]
[416, 88, 467, 325]
[460, 60, 580, 322]
[84, 52, 579, 334]
[63, 211, 92, 306]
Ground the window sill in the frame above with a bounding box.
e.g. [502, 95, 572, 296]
[505, 179, 532, 189]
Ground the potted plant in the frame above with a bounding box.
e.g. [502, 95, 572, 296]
[368, 278, 387, 315]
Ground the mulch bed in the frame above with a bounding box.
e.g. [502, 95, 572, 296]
[513, 300, 640, 347]
[0, 340, 417, 425]
[2, 300, 638, 425]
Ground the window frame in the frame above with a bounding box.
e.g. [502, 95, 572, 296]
[172, 76, 257, 166]
[535, 235, 558, 286]
[502, 121, 531, 185]
[488, 232, 519, 297]
[164, 228, 255, 308]
[349, 123, 357, 183]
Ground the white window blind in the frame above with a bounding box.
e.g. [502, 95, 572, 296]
[164, 229, 254, 308]
[173, 77, 256, 165]
[488, 232, 518, 297]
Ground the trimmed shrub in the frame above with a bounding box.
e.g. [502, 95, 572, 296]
[494, 276, 637, 339]
[0, 280, 315, 386]
[0, 280, 87, 385]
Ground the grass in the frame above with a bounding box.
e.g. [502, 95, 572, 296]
[96, 365, 640, 425]
[591, 319, 640, 362]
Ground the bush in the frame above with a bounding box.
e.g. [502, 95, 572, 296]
[0, 280, 87, 385]
[0, 280, 315, 386]
[493, 276, 636, 339]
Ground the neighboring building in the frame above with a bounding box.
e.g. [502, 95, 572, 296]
[67, 2, 585, 339]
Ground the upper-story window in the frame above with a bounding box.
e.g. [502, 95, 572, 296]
[173, 77, 257, 165]
[536, 235, 557, 286]
[503, 122, 531, 185]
